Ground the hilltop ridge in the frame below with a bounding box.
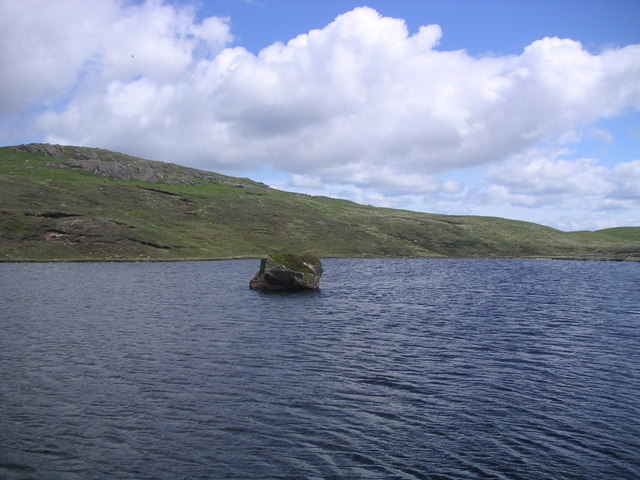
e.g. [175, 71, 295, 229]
[1, 144, 639, 262]
[11, 143, 269, 189]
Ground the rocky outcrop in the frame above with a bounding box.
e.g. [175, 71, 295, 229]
[250, 254, 323, 292]
[12, 143, 271, 190]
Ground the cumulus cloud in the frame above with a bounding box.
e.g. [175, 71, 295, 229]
[474, 151, 640, 221]
[1, 1, 639, 229]
[0, 0, 231, 114]
[610, 159, 640, 199]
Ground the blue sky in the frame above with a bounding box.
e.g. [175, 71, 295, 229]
[200, 0, 640, 55]
[1, 0, 639, 230]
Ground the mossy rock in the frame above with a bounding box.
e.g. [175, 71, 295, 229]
[268, 253, 322, 273]
[250, 253, 323, 291]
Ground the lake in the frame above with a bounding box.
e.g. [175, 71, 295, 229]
[1, 258, 639, 479]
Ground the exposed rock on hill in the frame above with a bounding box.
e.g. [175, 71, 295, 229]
[12, 143, 269, 189]
[250, 254, 323, 291]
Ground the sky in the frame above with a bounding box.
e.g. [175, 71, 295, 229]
[1, 0, 639, 231]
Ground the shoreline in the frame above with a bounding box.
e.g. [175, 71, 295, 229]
[2, 254, 638, 263]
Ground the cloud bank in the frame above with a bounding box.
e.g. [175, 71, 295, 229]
[1, 0, 639, 229]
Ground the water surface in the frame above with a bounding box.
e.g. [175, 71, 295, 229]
[1, 259, 639, 479]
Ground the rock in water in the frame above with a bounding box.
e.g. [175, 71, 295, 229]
[250, 254, 323, 292]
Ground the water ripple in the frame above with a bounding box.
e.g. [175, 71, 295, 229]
[1, 259, 639, 479]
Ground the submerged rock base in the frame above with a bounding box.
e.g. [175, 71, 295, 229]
[250, 253, 323, 292]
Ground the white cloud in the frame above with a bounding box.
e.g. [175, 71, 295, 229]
[0, 0, 111, 115]
[0, 0, 231, 116]
[488, 154, 611, 197]
[472, 152, 640, 222]
[1, 1, 639, 229]
[611, 159, 640, 199]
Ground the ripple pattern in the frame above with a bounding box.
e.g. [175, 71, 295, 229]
[1, 259, 639, 479]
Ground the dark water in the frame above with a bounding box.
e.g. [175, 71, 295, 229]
[1, 259, 639, 480]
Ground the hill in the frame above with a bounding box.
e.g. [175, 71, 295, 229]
[595, 227, 640, 242]
[1, 143, 639, 262]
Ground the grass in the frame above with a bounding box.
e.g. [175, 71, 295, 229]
[1, 144, 639, 262]
[595, 227, 640, 242]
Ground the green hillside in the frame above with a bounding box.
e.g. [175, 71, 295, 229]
[595, 227, 640, 242]
[1, 144, 638, 262]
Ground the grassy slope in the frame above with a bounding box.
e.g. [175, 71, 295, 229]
[595, 227, 640, 242]
[1, 145, 639, 261]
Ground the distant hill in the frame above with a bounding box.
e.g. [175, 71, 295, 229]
[595, 227, 640, 242]
[1, 143, 639, 262]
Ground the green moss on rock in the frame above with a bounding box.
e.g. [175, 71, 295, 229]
[250, 253, 323, 291]
[269, 253, 322, 273]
